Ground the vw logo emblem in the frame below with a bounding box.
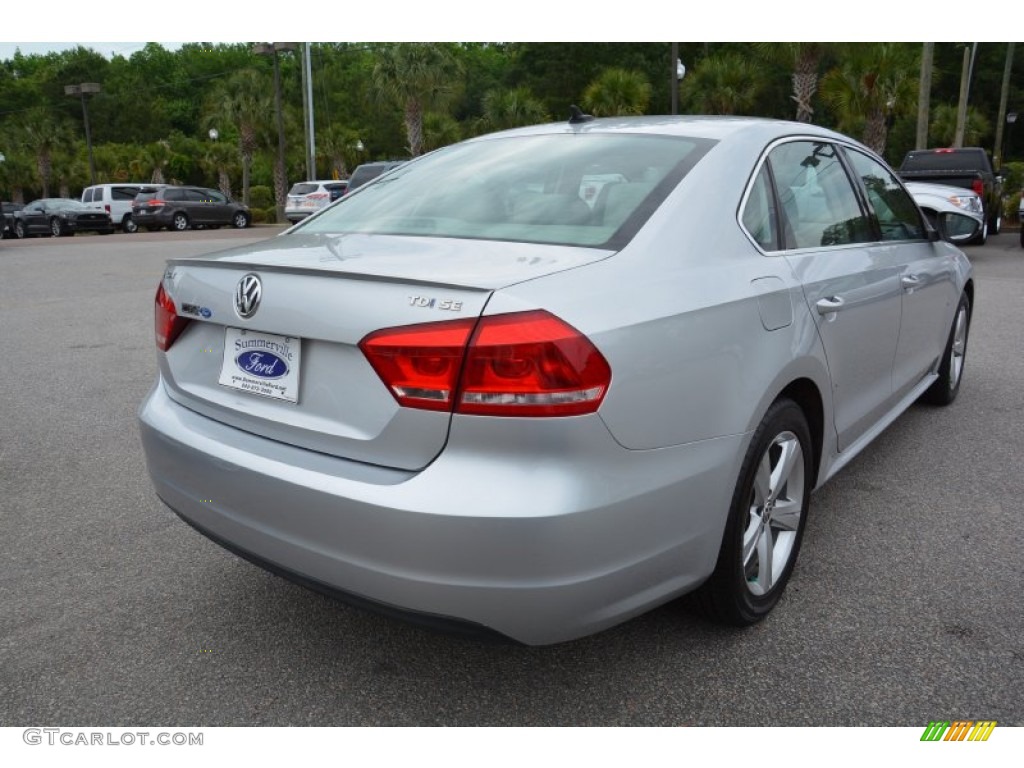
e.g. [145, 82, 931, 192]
[235, 273, 262, 319]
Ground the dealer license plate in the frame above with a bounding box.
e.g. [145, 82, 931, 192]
[218, 328, 301, 403]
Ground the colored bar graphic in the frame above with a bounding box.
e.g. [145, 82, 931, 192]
[920, 720, 996, 742]
[921, 721, 950, 741]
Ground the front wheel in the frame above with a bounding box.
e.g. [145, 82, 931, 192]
[50, 217, 67, 237]
[232, 211, 250, 229]
[171, 213, 189, 232]
[921, 293, 971, 406]
[693, 399, 812, 625]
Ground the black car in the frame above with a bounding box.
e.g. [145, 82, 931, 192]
[132, 186, 251, 231]
[2, 202, 24, 238]
[13, 199, 114, 238]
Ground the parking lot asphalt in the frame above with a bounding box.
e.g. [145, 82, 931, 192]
[0, 228, 1021, 726]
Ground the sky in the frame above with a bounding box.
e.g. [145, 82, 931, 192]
[1, 3, 1012, 63]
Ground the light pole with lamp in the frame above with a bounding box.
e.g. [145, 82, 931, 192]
[64, 82, 101, 186]
[253, 43, 298, 224]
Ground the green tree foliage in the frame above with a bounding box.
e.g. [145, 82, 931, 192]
[478, 87, 549, 132]
[819, 43, 918, 156]
[3, 41, 1023, 204]
[680, 53, 763, 115]
[582, 68, 652, 117]
[929, 103, 992, 147]
[371, 43, 465, 157]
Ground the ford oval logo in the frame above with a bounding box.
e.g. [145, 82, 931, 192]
[235, 350, 289, 379]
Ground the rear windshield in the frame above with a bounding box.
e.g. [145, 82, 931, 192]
[134, 190, 162, 203]
[298, 134, 713, 248]
[289, 183, 319, 195]
[901, 149, 989, 172]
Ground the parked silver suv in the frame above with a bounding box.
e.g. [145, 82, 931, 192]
[285, 180, 349, 223]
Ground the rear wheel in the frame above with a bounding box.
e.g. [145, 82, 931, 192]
[14, 220, 26, 239]
[171, 212, 189, 232]
[693, 398, 812, 625]
[921, 292, 970, 406]
[122, 215, 138, 234]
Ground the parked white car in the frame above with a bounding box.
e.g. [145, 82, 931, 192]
[82, 183, 167, 233]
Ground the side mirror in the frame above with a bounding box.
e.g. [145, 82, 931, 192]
[938, 211, 981, 244]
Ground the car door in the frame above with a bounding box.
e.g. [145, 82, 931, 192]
[203, 189, 232, 225]
[843, 148, 960, 401]
[23, 201, 47, 234]
[770, 140, 904, 453]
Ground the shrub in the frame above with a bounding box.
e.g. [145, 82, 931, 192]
[249, 185, 273, 210]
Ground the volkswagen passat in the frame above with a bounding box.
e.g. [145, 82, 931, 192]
[139, 116, 977, 645]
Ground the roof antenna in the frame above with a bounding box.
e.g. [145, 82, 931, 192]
[568, 105, 594, 124]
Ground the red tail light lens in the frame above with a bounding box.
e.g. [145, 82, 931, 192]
[155, 283, 190, 351]
[360, 311, 611, 417]
[148, 199, 166, 207]
[971, 179, 984, 196]
[359, 318, 476, 411]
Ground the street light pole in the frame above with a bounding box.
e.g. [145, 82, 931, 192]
[64, 82, 101, 185]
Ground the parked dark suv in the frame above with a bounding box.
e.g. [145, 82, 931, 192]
[132, 186, 251, 231]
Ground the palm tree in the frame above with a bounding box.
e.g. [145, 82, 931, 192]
[316, 125, 363, 180]
[0, 150, 37, 203]
[755, 43, 828, 123]
[371, 43, 464, 157]
[204, 69, 273, 205]
[140, 141, 174, 184]
[200, 140, 238, 199]
[680, 53, 762, 116]
[422, 112, 462, 153]
[819, 43, 918, 156]
[479, 87, 549, 131]
[18, 108, 71, 198]
[581, 68, 652, 117]
[930, 103, 991, 147]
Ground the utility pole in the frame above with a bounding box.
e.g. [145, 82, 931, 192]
[954, 43, 977, 148]
[994, 42, 1015, 167]
[916, 43, 933, 149]
[64, 83, 101, 185]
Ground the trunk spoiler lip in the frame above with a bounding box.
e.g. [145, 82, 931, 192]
[163, 258, 495, 293]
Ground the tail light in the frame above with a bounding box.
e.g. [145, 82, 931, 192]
[360, 310, 611, 417]
[104, 204, 111, 213]
[148, 199, 166, 207]
[155, 283, 190, 351]
[971, 179, 984, 196]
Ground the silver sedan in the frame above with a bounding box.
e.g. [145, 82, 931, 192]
[139, 116, 978, 644]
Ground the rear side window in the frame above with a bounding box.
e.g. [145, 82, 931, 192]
[112, 186, 141, 201]
[164, 189, 184, 202]
[83, 189, 94, 202]
[741, 165, 778, 251]
[769, 141, 873, 250]
[844, 149, 925, 241]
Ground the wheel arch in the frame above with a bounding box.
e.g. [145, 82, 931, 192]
[774, 378, 825, 488]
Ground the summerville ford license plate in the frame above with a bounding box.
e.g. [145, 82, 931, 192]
[218, 328, 301, 403]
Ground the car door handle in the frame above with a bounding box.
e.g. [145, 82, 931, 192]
[901, 274, 922, 289]
[815, 296, 845, 315]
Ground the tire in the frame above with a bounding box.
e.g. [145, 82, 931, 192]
[50, 218, 67, 237]
[171, 212, 190, 232]
[990, 212, 1001, 236]
[122, 215, 138, 234]
[921, 292, 971, 406]
[14, 220, 26, 239]
[969, 219, 987, 246]
[232, 211, 250, 229]
[693, 398, 812, 625]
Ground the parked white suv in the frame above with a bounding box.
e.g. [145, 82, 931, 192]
[82, 183, 167, 233]
[285, 180, 349, 223]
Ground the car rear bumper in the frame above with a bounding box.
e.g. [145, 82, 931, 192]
[138, 379, 745, 644]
